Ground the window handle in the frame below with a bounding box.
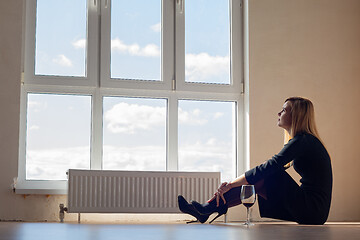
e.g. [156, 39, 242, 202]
[105, 0, 109, 8]
[177, 0, 184, 14]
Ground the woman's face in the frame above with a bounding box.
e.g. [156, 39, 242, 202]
[278, 101, 292, 132]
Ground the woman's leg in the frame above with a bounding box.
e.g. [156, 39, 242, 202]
[254, 179, 267, 200]
[221, 186, 241, 208]
[206, 180, 267, 208]
[256, 170, 306, 223]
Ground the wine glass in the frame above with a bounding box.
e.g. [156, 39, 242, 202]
[240, 185, 256, 226]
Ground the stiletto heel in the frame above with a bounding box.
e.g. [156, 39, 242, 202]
[209, 213, 222, 224]
[178, 195, 210, 224]
[192, 200, 228, 224]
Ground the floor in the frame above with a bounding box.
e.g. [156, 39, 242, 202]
[0, 222, 359, 240]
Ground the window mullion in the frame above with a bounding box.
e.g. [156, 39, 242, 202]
[162, 0, 175, 90]
[165, 0, 178, 171]
[89, 0, 102, 170]
[174, 0, 185, 91]
[230, 0, 243, 92]
[167, 94, 178, 171]
[91, 89, 103, 170]
[100, 0, 111, 88]
[87, 0, 100, 87]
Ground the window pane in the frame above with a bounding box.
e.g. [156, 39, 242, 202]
[103, 97, 166, 170]
[26, 94, 91, 180]
[35, 0, 87, 77]
[111, 0, 161, 81]
[185, 0, 230, 84]
[178, 100, 235, 182]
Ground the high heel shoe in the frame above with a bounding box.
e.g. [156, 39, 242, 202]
[178, 195, 210, 224]
[191, 200, 228, 224]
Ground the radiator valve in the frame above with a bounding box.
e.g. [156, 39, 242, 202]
[59, 204, 68, 223]
[11, 177, 18, 193]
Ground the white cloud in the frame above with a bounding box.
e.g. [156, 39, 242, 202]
[27, 101, 47, 112]
[26, 144, 165, 179]
[26, 146, 90, 180]
[52, 54, 73, 67]
[150, 22, 161, 32]
[214, 112, 224, 119]
[25, 140, 233, 181]
[185, 53, 229, 82]
[72, 39, 86, 49]
[29, 125, 40, 131]
[105, 102, 166, 134]
[111, 38, 160, 57]
[28, 101, 41, 108]
[178, 108, 207, 126]
[105, 103, 209, 134]
[103, 145, 165, 171]
[178, 139, 234, 182]
[141, 44, 160, 57]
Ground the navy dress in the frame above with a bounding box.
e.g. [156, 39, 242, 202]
[245, 133, 333, 224]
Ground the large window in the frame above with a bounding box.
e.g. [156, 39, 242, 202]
[19, 0, 245, 193]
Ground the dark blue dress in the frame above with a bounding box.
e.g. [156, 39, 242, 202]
[245, 133, 333, 224]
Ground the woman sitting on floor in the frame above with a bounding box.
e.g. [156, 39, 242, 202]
[178, 97, 333, 225]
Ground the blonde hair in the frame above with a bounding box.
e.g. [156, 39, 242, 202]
[283, 97, 321, 169]
[285, 97, 320, 140]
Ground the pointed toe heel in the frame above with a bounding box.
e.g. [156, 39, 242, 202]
[178, 195, 210, 224]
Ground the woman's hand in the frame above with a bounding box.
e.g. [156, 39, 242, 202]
[208, 182, 233, 207]
[208, 174, 248, 206]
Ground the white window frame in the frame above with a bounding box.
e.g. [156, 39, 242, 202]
[23, 0, 99, 87]
[17, 0, 246, 194]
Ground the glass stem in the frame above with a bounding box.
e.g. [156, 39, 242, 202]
[247, 207, 250, 225]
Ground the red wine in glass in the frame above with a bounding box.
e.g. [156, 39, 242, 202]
[240, 185, 256, 226]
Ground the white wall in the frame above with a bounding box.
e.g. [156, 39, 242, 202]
[0, 0, 359, 222]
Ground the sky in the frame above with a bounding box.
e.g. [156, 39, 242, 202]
[27, 0, 235, 182]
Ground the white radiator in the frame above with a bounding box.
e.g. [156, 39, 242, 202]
[67, 169, 221, 213]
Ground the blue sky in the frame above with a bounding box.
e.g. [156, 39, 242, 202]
[27, 0, 234, 181]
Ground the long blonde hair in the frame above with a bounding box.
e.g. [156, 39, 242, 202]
[285, 97, 320, 140]
[283, 97, 321, 169]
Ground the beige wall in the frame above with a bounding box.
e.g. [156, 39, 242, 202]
[0, 0, 359, 222]
[249, 0, 360, 221]
[0, 0, 23, 219]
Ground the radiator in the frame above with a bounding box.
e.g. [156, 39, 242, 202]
[67, 169, 221, 213]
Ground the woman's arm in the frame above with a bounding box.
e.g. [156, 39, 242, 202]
[229, 174, 249, 187]
[245, 135, 303, 184]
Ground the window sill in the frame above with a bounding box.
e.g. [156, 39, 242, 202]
[15, 180, 68, 195]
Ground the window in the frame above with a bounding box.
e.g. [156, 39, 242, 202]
[103, 97, 167, 171]
[178, 100, 236, 182]
[19, 0, 245, 193]
[35, 0, 87, 77]
[110, 0, 161, 80]
[185, 1, 230, 84]
[26, 93, 91, 180]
